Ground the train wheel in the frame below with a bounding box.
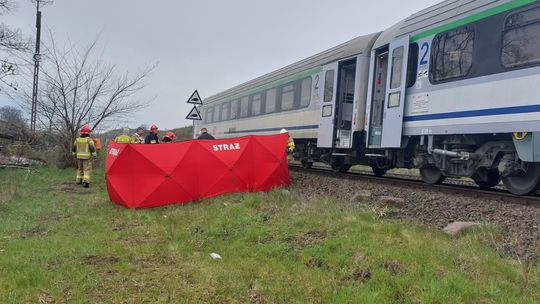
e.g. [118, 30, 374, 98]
[330, 157, 350, 173]
[371, 165, 388, 176]
[502, 162, 540, 195]
[473, 169, 501, 189]
[419, 165, 446, 184]
[301, 160, 313, 169]
[339, 164, 352, 173]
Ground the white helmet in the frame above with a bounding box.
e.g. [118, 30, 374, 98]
[279, 128, 288, 134]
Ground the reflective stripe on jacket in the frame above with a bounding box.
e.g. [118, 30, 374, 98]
[73, 137, 96, 160]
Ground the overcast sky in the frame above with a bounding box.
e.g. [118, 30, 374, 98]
[0, 0, 440, 130]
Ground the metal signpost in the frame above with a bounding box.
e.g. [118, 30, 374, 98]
[186, 90, 203, 138]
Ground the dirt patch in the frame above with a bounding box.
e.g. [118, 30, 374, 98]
[304, 257, 326, 269]
[133, 257, 160, 273]
[38, 291, 55, 304]
[286, 230, 328, 249]
[111, 234, 159, 246]
[83, 255, 119, 265]
[37, 211, 63, 223]
[259, 234, 274, 244]
[249, 289, 262, 303]
[133, 252, 178, 271]
[21, 226, 51, 239]
[109, 218, 143, 232]
[37, 288, 72, 304]
[345, 269, 372, 283]
[382, 260, 404, 275]
[54, 182, 81, 193]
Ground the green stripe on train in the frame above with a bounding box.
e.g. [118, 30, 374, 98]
[207, 66, 323, 106]
[411, 0, 536, 41]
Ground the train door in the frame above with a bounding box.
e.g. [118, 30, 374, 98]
[317, 59, 357, 148]
[380, 36, 409, 148]
[367, 48, 388, 148]
[317, 62, 338, 148]
[335, 59, 356, 148]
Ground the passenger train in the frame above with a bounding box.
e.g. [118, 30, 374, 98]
[195, 0, 540, 196]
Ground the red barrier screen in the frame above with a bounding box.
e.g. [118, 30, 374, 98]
[105, 133, 291, 208]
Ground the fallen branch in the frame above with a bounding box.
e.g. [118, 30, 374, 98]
[0, 165, 31, 170]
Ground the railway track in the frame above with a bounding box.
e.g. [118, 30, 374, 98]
[289, 164, 540, 207]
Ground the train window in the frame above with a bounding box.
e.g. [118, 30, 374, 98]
[251, 94, 262, 116]
[430, 26, 475, 83]
[220, 102, 230, 121]
[206, 107, 214, 123]
[389, 46, 404, 89]
[281, 84, 295, 111]
[406, 43, 419, 88]
[300, 77, 312, 107]
[323, 70, 334, 102]
[203, 108, 209, 123]
[212, 106, 219, 122]
[502, 6, 540, 68]
[240, 96, 249, 118]
[230, 99, 239, 120]
[265, 89, 277, 113]
[387, 92, 401, 108]
[505, 6, 540, 28]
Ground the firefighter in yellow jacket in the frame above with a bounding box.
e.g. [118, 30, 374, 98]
[280, 128, 295, 161]
[72, 124, 97, 188]
[114, 128, 132, 143]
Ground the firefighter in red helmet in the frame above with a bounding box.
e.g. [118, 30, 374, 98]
[145, 123, 160, 144]
[72, 124, 97, 188]
[162, 131, 175, 143]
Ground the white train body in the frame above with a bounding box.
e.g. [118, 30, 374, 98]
[196, 0, 540, 195]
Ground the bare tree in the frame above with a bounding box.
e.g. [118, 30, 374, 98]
[0, 0, 29, 93]
[0, 0, 14, 13]
[0, 105, 24, 126]
[35, 35, 156, 160]
[0, 0, 28, 52]
[0, 25, 26, 51]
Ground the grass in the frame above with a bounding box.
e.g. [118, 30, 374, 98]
[0, 167, 539, 303]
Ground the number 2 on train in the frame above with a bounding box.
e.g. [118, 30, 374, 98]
[419, 42, 429, 66]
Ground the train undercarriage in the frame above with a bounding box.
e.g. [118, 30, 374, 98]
[295, 133, 540, 196]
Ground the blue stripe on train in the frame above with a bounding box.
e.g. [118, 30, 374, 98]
[225, 124, 319, 134]
[404, 104, 540, 122]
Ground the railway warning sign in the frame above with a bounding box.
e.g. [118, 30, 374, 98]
[186, 90, 203, 121]
[187, 90, 203, 105]
[186, 105, 202, 120]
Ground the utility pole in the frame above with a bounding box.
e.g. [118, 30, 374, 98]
[30, 0, 48, 132]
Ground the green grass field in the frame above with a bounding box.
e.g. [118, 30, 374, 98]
[0, 167, 539, 303]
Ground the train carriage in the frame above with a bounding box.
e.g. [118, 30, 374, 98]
[196, 33, 381, 169]
[196, 0, 540, 195]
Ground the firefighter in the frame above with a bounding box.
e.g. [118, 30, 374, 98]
[162, 131, 175, 143]
[131, 127, 145, 144]
[72, 124, 97, 188]
[145, 124, 160, 144]
[280, 128, 295, 161]
[91, 136, 102, 166]
[114, 128, 132, 143]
